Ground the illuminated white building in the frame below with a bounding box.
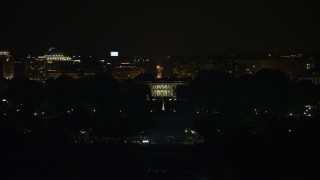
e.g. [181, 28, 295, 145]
[147, 81, 189, 98]
[0, 51, 10, 56]
[38, 53, 72, 61]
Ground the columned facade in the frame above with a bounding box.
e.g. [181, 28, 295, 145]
[146, 81, 189, 98]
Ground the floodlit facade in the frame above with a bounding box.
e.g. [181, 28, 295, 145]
[26, 49, 78, 82]
[146, 81, 189, 98]
[38, 51, 72, 62]
[0, 51, 15, 79]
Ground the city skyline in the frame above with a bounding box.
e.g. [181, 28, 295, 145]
[1, 0, 320, 60]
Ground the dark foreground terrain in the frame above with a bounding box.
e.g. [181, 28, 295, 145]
[1, 138, 320, 180]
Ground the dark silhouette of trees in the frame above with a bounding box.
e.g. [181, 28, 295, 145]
[134, 73, 155, 81]
[0, 69, 319, 145]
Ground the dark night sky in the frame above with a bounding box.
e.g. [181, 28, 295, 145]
[1, 0, 320, 59]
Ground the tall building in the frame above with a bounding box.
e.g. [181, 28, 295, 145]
[0, 51, 15, 80]
[26, 57, 48, 82]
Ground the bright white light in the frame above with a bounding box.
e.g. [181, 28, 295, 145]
[191, 130, 196, 134]
[2, 99, 6, 102]
[110, 51, 119, 57]
[289, 129, 292, 133]
[142, 140, 149, 144]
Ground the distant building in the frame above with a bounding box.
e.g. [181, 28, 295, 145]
[13, 59, 26, 79]
[26, 57, 48, 82]
[111, 63, 144, 81]
[0, 51, 10, 56]
[47, 71, 97, 80]
[298, 76, 320, 84]
[38, 48, 73, 62]
[226, 56, 314, 79]
[173, 63, 198, 79]
[26, 49, 87, 82]
[0, 51, 15, 79]
[38, 50, 74, 72]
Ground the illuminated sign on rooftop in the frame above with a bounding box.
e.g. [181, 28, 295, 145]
[111, 51, 119, 57]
